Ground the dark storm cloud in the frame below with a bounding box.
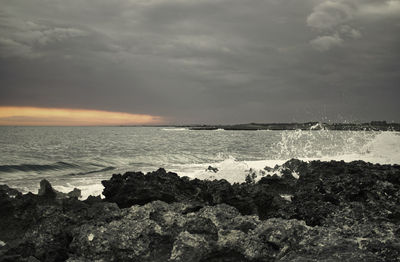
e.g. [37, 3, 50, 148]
[0, 0, 399, 123]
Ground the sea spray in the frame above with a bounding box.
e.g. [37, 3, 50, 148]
[1, 127, 399, 199]
[170, 130, 400, 185]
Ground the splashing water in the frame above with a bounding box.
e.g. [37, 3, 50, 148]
[273, 129, 377, 160]
[357, 132, 400, 164]
[0, 127, 399, 198]
[177, 130, 400, 184]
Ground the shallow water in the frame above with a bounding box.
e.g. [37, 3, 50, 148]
[1, 126, 399, 198]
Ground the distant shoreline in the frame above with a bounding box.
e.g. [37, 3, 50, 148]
[1, 121, 399, 131]
[120, 120, 400, 131]
[184, 121, 400, 131]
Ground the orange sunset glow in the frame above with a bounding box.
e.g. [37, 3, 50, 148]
[0, 107, 165, 126]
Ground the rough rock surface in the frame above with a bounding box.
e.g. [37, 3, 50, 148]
[101, 168, 291, 219]
[1, 160, 400, 261]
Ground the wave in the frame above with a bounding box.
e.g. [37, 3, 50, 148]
[68, 166, 115, 176]
[170, 157, 285, 183]
[0, 161, 80, 173]
[358, 131, 400, 164]
[170, 131, 400, 183]
[2, 129, 399, 200]
[53, 183, 104, 200]
[273, 130, 400, 164]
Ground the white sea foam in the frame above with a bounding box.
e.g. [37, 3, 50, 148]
[170, 130, 400, 184]
[7, 129, 400, 199]
[162, 128, 188, 131]
[170, 157, 286, 183]
[295, 131, 400, 165]
[54, 183, 104, 199]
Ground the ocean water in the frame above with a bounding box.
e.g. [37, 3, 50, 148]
[0, 126, 399, 199]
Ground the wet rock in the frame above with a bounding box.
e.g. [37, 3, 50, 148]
[38, 179, 80, 200]
[67, 188, 81, 199]
[245, 169, 259, 184]
[206, 166, 219, 173]
[38, 179, 57, 199]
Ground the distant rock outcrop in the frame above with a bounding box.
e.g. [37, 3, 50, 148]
[1, 160, 400, 261]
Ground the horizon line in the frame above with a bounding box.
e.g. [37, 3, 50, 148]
[0, 120, 398, 127]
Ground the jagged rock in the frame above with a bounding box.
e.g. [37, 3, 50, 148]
[206, 166, 219, 173]
[101, 168, 289, 220]
[0, 185, 22, 199]
[68, 202, 309, 262]
[258, 173, 296, 194]
[38, 179, 81, 200]
[101, 169, 199, 208]
[38, 179, 57, 199]
[2, 160, 400, 261]
[67, 188, 81, 199]
[291, 160, 400, 226]
[0, 183, 123, 261]
[170, 231, 212, 262]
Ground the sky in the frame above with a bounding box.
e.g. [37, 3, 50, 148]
[0, 0, 399, 125]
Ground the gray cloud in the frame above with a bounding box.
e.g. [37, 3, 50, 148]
[0, 14, 90, 58]
[0, 37, 37, 58]
[339, 25, 362, 39]
[307, 0, 400, 51]
[307, 0, 355, 30]
[0, 0, 399, 123]
[310, 34, 343, 51]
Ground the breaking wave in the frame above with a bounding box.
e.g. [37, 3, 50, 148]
[1, 127, 399, 199]
[273, 129, 400, 164]
[170, 130, 400, 184]
[0, 161, 79, 173]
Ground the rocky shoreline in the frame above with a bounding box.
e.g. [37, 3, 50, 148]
[1, 159, 400, 261]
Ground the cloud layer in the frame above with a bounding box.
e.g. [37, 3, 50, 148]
[307, 0, 400, 51]
[0, 0, 399, 123]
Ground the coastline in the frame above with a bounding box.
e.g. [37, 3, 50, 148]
[1, 159, 400, 261]
[186, 121, 400, 131]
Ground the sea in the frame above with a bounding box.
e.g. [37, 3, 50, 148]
[1, 126, 399, 199]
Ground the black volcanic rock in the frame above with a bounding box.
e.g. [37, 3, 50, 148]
[0, 185, 122, 261]
[38, 179, 57, 199]
[101, 168, 199, 207]
[0, 185, 22, 199]
[206, 166, 219, 173]
[38, 179, 82, 200]
[101, 168, 289, 219]
[1, 160, 400, 261]
[291, 160, 400, 226]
